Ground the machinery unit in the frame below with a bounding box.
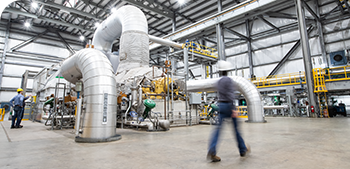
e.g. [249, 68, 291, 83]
[330, 50, 348, 66]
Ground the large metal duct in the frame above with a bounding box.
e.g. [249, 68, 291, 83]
[187, 76, 266, 123]
[61, 48, 121, 142]
[92, 5, 149, 73]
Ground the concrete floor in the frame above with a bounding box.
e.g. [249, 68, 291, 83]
[1, 117, 350, 169]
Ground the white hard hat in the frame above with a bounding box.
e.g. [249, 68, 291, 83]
[217, 60, 233, 71]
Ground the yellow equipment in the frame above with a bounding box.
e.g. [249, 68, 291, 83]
[142, 77, 180, 100]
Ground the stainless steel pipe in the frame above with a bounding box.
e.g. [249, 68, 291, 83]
[187, 76, 266, 123]
[61, 48, 121, 142]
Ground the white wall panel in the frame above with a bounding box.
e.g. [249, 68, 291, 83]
[225, 44, 247, 56]
[309, 37, 321, 56]
[272, 59, 305, 75]
[6, 56, 56, 66]
[3, 64, 42, 76]
[320, 1, 337, 14]
[1, 77, 21, 88]
[227, 53, 249, 68]
[323, 20, 350, 33]
[251, 19, 273, 35]
[0, 91, 17, 102]
[253, 46, 283, 65]
[253, 64, 276, 77]
[224, 24, 247, 38]
[281, 30, 300, 43]
[7, 39, 70, 58]
[326, 39, 350, 52]
[252, 35, 282, 50]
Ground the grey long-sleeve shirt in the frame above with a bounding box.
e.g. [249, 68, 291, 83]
[216, 76, 236, 103]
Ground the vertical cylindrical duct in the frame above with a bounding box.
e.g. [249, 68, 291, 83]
[186, 76, 265, 123]
[92, 5, 149, 74]
[61, 48, 121, 142]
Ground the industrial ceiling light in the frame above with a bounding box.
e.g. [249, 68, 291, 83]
[111, 8, 117, 13]
[94, 22, 100, 28]
[79, 35, 85, 41]
[31, 2, 38, 9]
[24, 22, 31, 28]
[178, 0, 185, 5]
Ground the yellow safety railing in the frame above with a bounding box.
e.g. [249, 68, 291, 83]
[0, 108, 5, 121]
[324, 65, 350, 82]
[236, 106, 248, 118]
[249, 72, 306, 88]
[183, 41, 218, 59]
[340, 0, 350, 8]
[313, 68, 328, 93]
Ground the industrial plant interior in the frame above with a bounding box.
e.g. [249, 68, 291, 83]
[0, 0, 350, 168]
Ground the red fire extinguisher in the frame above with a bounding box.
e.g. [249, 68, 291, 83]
[311, 106, 315, 113]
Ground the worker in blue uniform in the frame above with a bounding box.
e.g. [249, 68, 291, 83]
[207, 60, 250, 162]
[9, 88, 25, 129]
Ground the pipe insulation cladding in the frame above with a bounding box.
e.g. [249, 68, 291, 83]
[61, 48, 121, 142]
[187, 76, 266, 123]
[92, 5, 149, 74]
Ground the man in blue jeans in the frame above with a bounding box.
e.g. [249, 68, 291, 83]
[207, 61, 250, 162]
[9, 88, 25, 129]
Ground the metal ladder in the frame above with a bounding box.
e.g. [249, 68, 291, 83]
[318, 92, 329, 118]
[313, 68, 329, 117]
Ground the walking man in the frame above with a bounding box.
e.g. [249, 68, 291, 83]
[207, 60, 250, 162]
[9, 88, 25, 129]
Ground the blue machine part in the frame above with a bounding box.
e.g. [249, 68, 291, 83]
[0, 102, 11, 112]
[330, 50, 347, 66]
[138, 117, 144, 122]
[129, 111, 137, 118]
[336, 106, 346, 113]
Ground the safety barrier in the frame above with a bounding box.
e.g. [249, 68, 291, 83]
[324, 65, 350, 82]
[183, 41, 218, 59]
[0, 108, 5, 121]
[249, 72, 306, 88]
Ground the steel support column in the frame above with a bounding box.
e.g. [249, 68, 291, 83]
[216, 0, 226, 60]
[0, 20, 10, 90]
[172, 13, 176, 32]
[184, 48, 189, 80]
[296, 0, 318, 117]
[316, 0, 329, 68]
[246, 19, 254, 78]
[21, 70, 29, 96]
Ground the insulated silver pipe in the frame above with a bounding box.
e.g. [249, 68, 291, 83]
[61, 48, 120, 142]
[92, 5, 148, 52]
[187, 76, 265, 123]
[264, 105, 289, 109]
[149, 35, 183, 49]
[92, 5, 149, 73]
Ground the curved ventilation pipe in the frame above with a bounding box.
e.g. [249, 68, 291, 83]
[92, 5, 149, 73]
[61, 48, 121, 142]
[187, 76, 266, 123]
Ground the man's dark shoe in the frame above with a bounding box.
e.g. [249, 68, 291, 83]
[16, 125, 23, 128]
[240, 144, 251, 157]
[207, 153, 221, 162]
[10, 126, 16, 129]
